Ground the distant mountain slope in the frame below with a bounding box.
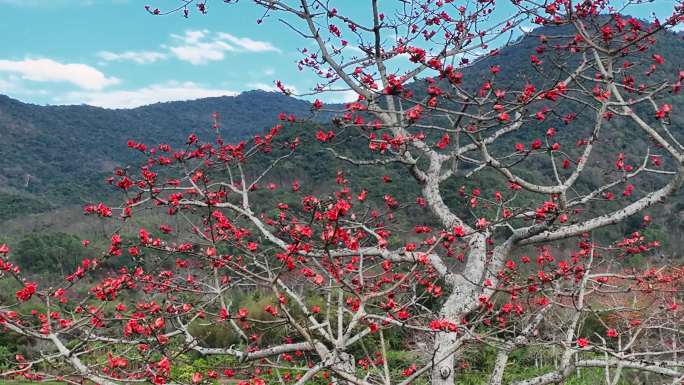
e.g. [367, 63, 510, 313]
[0, 90, 315, 202]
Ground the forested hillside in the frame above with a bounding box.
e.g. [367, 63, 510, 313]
[2, 21, 684, 271]
[0, 90, 316, 204]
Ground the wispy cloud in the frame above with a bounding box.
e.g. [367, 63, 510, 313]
[168, 45, 232, 65]
[60, 81, 237, 108]
[167, 29, 280, 65]
[176, 29, 208, 45]
[166, 30, 234, 65]
[320, 89, 358, 103]
[0, 58, 119, 90]
[94, 30, 280, 67]
[0, 75, 51, 97]
[216, 32, 281, 53]
[97, 50, 167, 64]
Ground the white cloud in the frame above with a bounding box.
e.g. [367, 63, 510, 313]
[167, 30, 234, 65]
[167, 30, 279, 65]
[0, 58, 119, 90]
[0, 76, 51, 97]
[175, 29, 208, 44]
[92, 30, 280, 67]
[216, 32, 281, 53]
[321, 89, 359, 103]
[168, 41, 234, 65]
[59, 81, 238, 108]
[97, 50, 167, 64]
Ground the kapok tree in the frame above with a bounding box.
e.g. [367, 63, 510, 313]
[2, 1, 684, 385]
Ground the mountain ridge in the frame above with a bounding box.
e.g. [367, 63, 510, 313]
[0, 89, 300, 110]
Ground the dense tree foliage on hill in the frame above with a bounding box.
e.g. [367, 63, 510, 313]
[0, 90, 317, 201]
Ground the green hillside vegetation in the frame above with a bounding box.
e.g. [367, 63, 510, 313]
[0, 90, 318, 203]
[1, 19, 683, 269]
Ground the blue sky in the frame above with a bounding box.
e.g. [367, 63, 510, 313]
[0, 0, 679, 108]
